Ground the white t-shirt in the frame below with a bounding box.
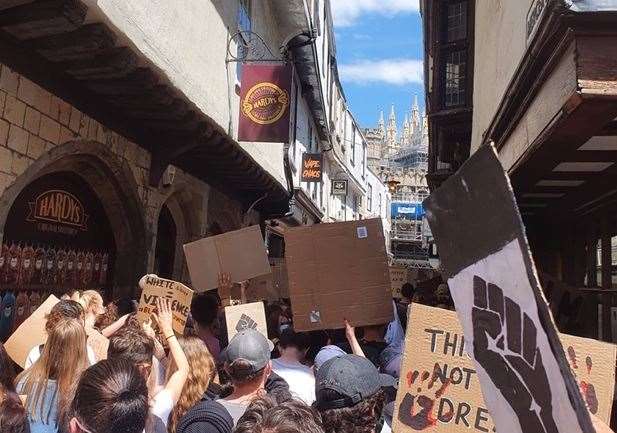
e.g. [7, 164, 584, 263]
[25, 344, 97, 368]
[145, 389, 174, 433]
[271, 358, 316, 404]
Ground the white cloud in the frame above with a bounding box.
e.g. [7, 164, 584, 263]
[339, 59, 423, 86]
[331, 0, 420, 27]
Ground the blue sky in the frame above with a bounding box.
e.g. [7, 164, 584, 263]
[331, 0, 424, 130]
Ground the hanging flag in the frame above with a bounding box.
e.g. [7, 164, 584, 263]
[238, 64, 292, 143]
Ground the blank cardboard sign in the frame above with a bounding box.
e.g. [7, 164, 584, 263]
[285, 218, 392, 331]
[225, 301, 268, 342]
[183, 225, 271, 292]
[5, 295, 59, 368]
[136, 274, 194, 335]
[392, 304, 616, 433]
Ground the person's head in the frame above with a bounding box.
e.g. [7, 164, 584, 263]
[68, 358, 149, 433]
[79, 290, 105, 320]
[0, 342, 16, 394]
[314, 355, 395, 433]
[167, 337, 216, 433]
[400, 283, 415, 301]
[45, 300, 85, 334]
[114, 297, 138, 317]
[190, 292, 220, 334]
[17, 317, 89, 424]
[0, 392, 30, 433]
[95, 302, 118, 330]
[278, 329, 309, 361]
[222, 329, 273, 391]
[313, 345, 347, 372]
[235, 396, 325, 433]
[107, 326, 154, 380]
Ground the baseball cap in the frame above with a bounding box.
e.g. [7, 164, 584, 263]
[221, 329, 274, 375]
[315, 354, 397, 410]
[314, 345, 347, 371]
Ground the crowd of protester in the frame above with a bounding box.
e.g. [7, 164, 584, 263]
[0, 279, 613, 433]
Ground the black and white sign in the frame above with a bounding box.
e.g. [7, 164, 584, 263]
[331, 180, 348, 196]
[424, 145, 594, 433]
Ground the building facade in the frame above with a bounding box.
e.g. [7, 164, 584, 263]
[422, 0, 617, 341]
[0, 0, 387, 314]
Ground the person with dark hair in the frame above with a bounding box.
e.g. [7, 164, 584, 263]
[66, 358, 149, 433]
[313, 355, 396, 433]
[217, 329, 275, 425]
[1, 341, 16, 394]
[107, 298, 189, 433]
[235, 396, 324, 433]
[190, 292, 222, 360]
[272, 329, 315, 404]
[396, 282, 415, 331]
[0, 392, 31, 433]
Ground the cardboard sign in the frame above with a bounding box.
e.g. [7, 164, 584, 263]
[390, 266, 408, 299]
[238, 64, 292, 143]
[5, 294, 59, 368]
[270, 258, 289, 299]
[183, 225, 271, 292]
[225, 301, 268, 342]
[137, 274, 194, 335]
[424, 145, 594, 433]
[285, 218, 392, 331]
[392, 304, 616, 433]
[301, 153, 323, 182]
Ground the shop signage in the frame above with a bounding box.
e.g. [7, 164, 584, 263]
[301, 153, 323, 183]
[331, 179, 348, 195]
[238, 64, 292, 143]
[27, 190, 88, 230]
[526, 0, 547, 43]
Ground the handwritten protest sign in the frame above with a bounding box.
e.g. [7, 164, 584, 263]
[392, 304, 616, 433]
[424, 145, 596, 433]
[390, 266, 408, 298]
[224, 301, 268, 342]
[183, 225, 271, 292]
[137, 274, 194, 335]
[5, 294, 59, 368]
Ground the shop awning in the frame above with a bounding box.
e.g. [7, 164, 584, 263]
[0, 0, 290, 214]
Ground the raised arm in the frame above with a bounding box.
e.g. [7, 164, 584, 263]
[345, 319, 366, 358]
[100, 314, 130, 337]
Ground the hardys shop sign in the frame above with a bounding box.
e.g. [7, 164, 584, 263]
[27, 190, 89, 231]
[238, 64, 293, 143]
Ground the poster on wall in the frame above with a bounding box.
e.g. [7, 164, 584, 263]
[423, 145, 595, 433]
[238, 64, 292, 143]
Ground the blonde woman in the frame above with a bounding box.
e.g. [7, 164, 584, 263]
[166, 336, 217, 433]
[16, 317, 89, 433]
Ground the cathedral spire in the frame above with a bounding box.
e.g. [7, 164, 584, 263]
[411, 94, 421, 135]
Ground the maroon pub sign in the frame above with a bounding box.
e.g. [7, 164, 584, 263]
[238, 64, 292, 143]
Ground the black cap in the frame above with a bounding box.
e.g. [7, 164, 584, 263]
[221, 329, 274, 375]
[315, 354, 397, 410]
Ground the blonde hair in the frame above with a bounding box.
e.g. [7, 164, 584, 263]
[166, 337, 216, 433]
[79, 290, 104, 317]
[16, 317, 89, 424]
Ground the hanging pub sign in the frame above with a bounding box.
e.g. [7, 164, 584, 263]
[331, 180, 348, 196]
[238, 64, 292, 143]
[301, 153, 323, 183]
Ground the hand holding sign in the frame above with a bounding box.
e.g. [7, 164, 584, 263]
[472, 276, 557, 433]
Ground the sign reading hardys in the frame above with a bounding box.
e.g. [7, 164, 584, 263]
[392, 304, 616, 433]
[238, 64, 292, 143]
[423, 145, 595, 433]
[301, 153, 323, 183]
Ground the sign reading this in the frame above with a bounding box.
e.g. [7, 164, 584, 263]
[238, 64, 292, 143]
[424, 145, 595, 433]
[137, 274, 194, 335]
[392, 304, 616, 433]
[301, 153, 323, 183]
[331, 180, 348, 196]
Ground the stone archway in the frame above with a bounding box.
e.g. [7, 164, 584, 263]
[0, 140, 148, 298]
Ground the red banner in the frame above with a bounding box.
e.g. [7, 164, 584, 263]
[238, 64, 292, 143]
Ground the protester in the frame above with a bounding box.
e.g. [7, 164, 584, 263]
[1, 341, 29, 433]
[166, 336, 217, 433]
[25, 300, 97, 368]
[218, 329, 275, 425]
[78, 290, 110, 361]
[1, 341, 16, 394]
[313, 354, 396, 433]
[190, 292, 222, 361]
[396, 282, 415, 330]
[107, 298, 189, 433]
[235, 396, 325, 433]
[271, 329, 315, 404]
[66, 358, 149, 433]
[16, 317, 89, 433]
